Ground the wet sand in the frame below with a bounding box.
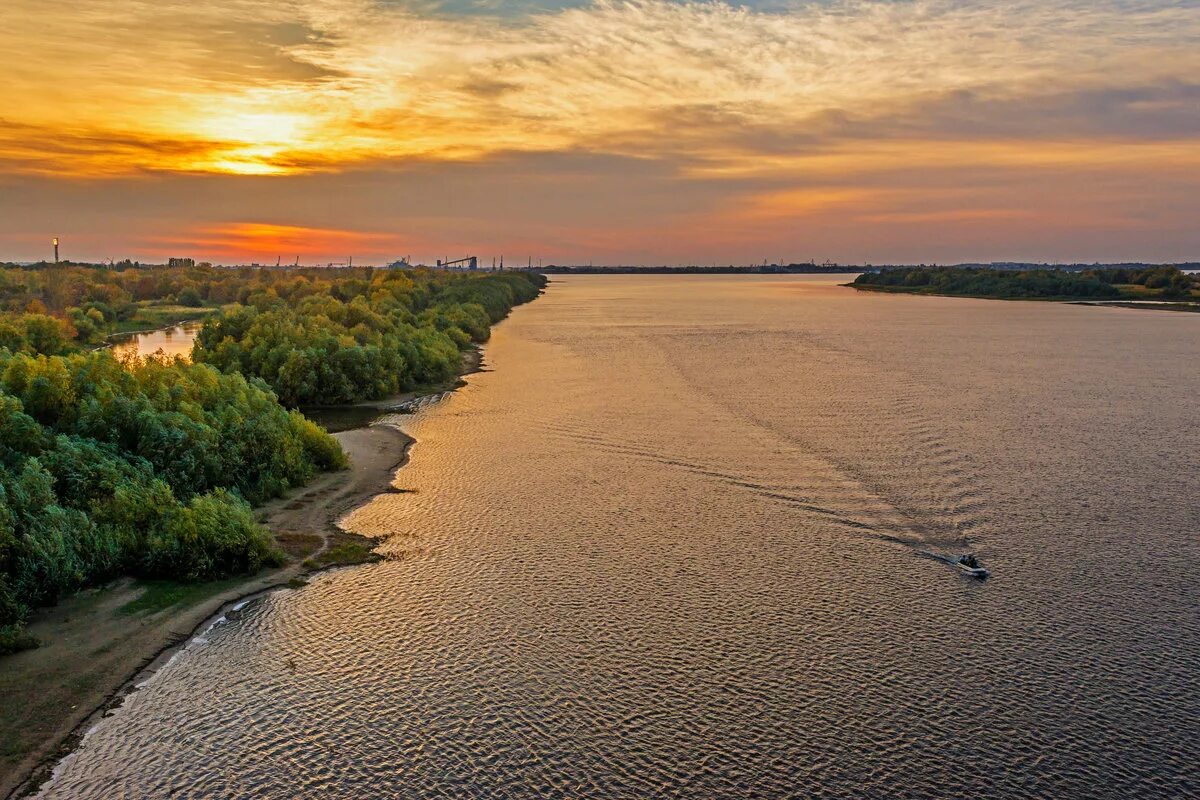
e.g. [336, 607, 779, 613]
[0, 351, 482, 798]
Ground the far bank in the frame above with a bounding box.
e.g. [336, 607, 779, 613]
[848, 264, 1199, 310]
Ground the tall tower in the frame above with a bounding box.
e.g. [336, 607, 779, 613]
[52, 237, 59, 264]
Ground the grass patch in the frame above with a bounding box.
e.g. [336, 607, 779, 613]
[119, 577, 245, 616]
[1113, 283, 1164, 298]
[275, 531, 323, 561]
[303, 537, 380, 570]
[0, 624, 40, 656]
[112, 304, 217, 334]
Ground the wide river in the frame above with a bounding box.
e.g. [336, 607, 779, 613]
[39, 276, 1199, 798]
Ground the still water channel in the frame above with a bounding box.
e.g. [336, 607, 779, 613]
[108, 321, 203, 362]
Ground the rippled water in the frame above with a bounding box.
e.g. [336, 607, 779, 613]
[108, 321, 202, 361]
[39, 276, 1200, 798]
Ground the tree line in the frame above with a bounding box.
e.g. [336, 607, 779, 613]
[194, 269, 545, 405]
[852, 265, 1197, 299]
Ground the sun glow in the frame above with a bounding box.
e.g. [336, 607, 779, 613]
[3, 0, 1196, 180]
[182, 109, 307, 174]
[160, 222, 402, 260]
[0, 0, 1198, 262]
[201, 111, 305, 145]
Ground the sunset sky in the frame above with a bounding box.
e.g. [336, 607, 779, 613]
[2, 0, 1198, 265]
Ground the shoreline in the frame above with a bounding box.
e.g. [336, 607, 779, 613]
[105, 316, 207, 341]
[89, 311, 217, 352]
[87, 323, 201, 355]
[0, 349, 483, 798]
[847, 283, 1200, 310]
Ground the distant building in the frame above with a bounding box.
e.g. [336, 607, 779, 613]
[436, 256, 478, 270]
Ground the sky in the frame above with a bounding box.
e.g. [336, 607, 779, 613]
[1, 0, 1198, 265]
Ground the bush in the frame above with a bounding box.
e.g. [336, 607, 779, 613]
[289, 410, 350, 471]
[0, 624, 39, 655]
[177, 287, 205, 307]
[141, 490, 281, 581]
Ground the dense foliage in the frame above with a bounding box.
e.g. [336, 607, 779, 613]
[852, 265, 1197, 299]
[194, 269, 545, 405]
[0, 262, 253, 346]
[0, 349, 347, 652]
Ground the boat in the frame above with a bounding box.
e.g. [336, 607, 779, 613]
[955, 554, 990, 579]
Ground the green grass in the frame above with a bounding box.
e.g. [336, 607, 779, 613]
[118, 577, 245, 616]
[1112, 284, 1200, 301]
[112, 304, 217, 334]
[0, 624, 40, 655]
[1113, 284, 1165, 298]
[303, 541, 380, 570]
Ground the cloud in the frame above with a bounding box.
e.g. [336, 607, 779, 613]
[3, 0, 1198, 176]
[3, 142, 1197, 265]
[1, 0, 1198, 262]
[153, 222, 403, 261]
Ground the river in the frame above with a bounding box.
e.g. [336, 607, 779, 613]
[37, 276, 1200, 798]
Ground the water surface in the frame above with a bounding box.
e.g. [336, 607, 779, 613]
[40, 276, 1200, 798]
[108, 321, 202, 361]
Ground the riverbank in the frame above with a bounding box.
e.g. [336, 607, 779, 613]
[851, 283, 1200, 311]
[1071, 300, 1200, 312]
[854, 283, 1200, 311]
[87, 304, 219, 354]
[0, 349, 482, 798]
[850, 283, 1076, 300]
[847, 265, 1199, 309]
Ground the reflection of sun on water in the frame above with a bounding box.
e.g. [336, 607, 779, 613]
[110, 323, 201, 362]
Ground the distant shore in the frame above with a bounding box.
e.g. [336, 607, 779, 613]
[847, 265, 1200, 311]
[531, 265, 863, 274]
[0, 349, 482, 799]
[849, 283, 1087, 301]
[851, 283, 1200, 311]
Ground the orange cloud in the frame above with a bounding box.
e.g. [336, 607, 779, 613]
[735, 188, 875, 220]
[153, 223, 404, 263]
[1, 1, 1199, 263]
[3, 0, 1199, 178]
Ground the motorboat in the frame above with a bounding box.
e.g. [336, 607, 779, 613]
[955, 553, 990, 579]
